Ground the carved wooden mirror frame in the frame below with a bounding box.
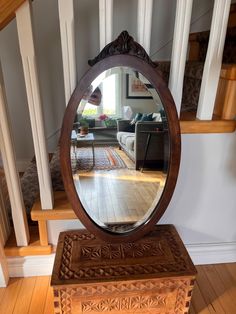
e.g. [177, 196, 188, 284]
[60, 31, 181, 242]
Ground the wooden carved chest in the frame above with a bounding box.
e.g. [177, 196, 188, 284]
[51, 225, 197, 314]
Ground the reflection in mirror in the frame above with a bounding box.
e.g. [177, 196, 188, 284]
[70, 67, 170, 233]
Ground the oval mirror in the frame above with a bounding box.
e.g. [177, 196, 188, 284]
[60, 31, 181, 242]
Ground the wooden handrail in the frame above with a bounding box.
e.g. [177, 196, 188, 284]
[180, 120, 236, 134]
[0, 0, 26, 30]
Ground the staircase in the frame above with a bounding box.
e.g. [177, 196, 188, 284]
[0, 0, 235, 266]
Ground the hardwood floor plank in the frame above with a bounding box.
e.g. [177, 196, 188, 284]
[43, 279, 54, 314]
[0, 278, 23, 314]
[0, 287, 6, 304]
[196, 266, 225, 314]
[13, 277, 36, 314]
[214, 263, 236, 308]
[226, 262, 236, 280]
[191, 282, 211, 314]
[203, 264, 236, 313]
[28, 276, 50, 314]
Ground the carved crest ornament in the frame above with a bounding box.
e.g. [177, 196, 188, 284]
[88, 31, 157, 68]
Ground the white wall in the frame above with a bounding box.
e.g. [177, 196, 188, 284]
[150, 0, 177, 60]
[31, 0, 65, 149]
[150, 0, 214, 60]
[113, 0, 137, 40]
[0, 20, 33, 169]
[120, 72, 160, 115]
[74, 0, 100, 81]
[122, 98, 158, 116]
[161, 132, 236, 244]
[190, 0, 214, 33]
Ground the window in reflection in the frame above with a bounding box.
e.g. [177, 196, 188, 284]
[83, 73, 120, 117]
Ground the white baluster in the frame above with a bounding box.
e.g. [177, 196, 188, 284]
[99, 0, 113, 50]
[16, 0, 54, 209]
[197, 0, 231, 120]
[0, 62, 29, 246]
[169, 0, 193, 116]
[58, 0, 77, 105]
[137, 0, 153, 54]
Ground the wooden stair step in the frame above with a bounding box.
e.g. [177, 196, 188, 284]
[4, 226, 52, 257]
[31, 191, 76, 221]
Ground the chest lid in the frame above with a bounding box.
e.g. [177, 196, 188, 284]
[51, 225, 196, 286]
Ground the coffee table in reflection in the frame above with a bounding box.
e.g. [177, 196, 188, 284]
[71, 131, 95, 168]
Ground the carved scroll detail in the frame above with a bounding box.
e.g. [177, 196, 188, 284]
[88, 31, 157, 67]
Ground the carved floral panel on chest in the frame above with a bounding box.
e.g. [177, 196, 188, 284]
[51, 225, 196, 314]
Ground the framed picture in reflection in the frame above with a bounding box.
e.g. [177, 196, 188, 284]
[126, 73, 153, 99]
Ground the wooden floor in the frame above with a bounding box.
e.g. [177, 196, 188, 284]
[0, 263, 236, 313]
[73, 147, 166, 225]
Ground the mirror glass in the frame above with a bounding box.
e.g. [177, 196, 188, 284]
[70, 67, 170, 233]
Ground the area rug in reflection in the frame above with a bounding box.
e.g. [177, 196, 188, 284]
[72, 146, 127, 171]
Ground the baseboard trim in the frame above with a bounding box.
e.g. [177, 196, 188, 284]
[186, 242, 236, 265]
[7, 242, 236, 277]
[7, 254, 55, 277]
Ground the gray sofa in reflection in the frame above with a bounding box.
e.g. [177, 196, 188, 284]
[117, 120, 167, 170]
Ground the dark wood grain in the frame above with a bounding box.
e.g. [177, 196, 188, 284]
[88, 30, 157, 68]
